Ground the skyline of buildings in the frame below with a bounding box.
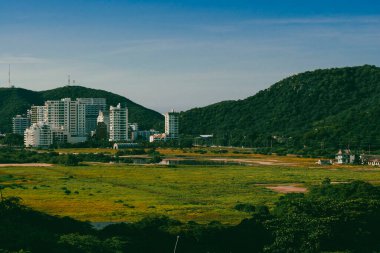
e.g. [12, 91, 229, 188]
[12, 96, 179, 147]
[23, 97, 111, 147]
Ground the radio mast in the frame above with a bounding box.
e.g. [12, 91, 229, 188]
[8, 64, 12, 88]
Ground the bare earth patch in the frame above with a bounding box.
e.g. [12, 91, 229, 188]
[267, 185, 308, 193]
[0, 163, 52, 167]
[209, 158, 297, 166]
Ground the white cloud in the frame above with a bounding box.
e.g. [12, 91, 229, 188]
[0, 55, 48, 64]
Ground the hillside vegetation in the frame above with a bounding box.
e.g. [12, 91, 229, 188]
[0, 85, 163, 133]
[181, 65, 380, 151]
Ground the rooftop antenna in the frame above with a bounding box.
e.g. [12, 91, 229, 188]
[68, 74, 71, 85]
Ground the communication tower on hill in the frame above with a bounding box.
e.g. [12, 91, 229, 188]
[8, 64, 14, 88]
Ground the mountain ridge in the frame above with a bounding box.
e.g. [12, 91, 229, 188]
[180, 65, 380, 150]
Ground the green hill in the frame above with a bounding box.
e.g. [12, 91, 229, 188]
[180, 65, 380, 150]
[0, 88, 44, 133]
[0, 85, 163, 133]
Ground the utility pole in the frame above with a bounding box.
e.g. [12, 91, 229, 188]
[173, 235, 179, 253]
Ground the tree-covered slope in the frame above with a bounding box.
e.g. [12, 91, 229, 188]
[0, 88, 44, 133]
[0, 85, 163, 133]
[180, 65, 380, 149]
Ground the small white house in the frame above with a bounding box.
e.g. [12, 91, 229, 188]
[335, 149, 355, 164]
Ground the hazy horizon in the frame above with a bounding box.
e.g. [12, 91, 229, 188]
[1, 0, 379, 113]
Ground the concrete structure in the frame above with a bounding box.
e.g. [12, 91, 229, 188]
[77, 98, 106, 134]
[12, 115, 31, 135]
[360, 155, 380, 166]
[149, 133, 167, 142]
[335, 149, 356, 164]
[165, 109, 179, 139]
[30, 105, 46, 124]
[131, 129, 159, 141]
[45, 98, 86, 137]
[194, 135, 214, 146]
[24, 123, 52, 148]
[109, 103, 128, 142]
[24, 122, 84, 148]
[51, 127, 70, 144]
[24, 97, 106, 146]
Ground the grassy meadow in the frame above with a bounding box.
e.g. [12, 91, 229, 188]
[2, 149, 380, 224]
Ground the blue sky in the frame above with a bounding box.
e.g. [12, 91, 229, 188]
[0, 0, 379, 112]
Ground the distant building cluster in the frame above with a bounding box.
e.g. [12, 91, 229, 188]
[12, 97, 180, 148]
[21, 97, 110, 147]
[317, 149, 380, 167]
[149, 109, 179, 143]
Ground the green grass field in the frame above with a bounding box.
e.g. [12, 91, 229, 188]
[1, 152, 380, 224]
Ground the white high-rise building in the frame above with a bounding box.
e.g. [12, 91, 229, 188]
[24, 123, 52, 148]
[12, 115, 31, 135]
[165, 109, 179, 139]
[109, 103, 128, 142]
[24, 123, 71, 148]
[45, 98, 86, 137]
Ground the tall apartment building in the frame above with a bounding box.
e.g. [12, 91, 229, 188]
[76, 98, 107, 134]
[24, 122, 70, 148]
[12, 115, 31, 135]
[24, 123, 52, 148]
[45, 98, 86, 137]
[109, 103, 128, 142]
[30, 106, 46, 124]
[164, 109, 179, 139]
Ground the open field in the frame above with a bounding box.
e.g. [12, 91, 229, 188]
[2, 151, 380, 224]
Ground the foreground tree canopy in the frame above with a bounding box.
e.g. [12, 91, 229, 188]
[1, 180, 380, 252]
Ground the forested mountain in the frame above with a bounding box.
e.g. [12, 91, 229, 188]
[0, 85, 163, 133]
[2, 65, 380, 151]
[180, 65, 380, 150]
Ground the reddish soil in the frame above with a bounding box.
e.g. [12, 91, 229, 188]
[266, 185, 308, 193]
[0, 163, 52, 167]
